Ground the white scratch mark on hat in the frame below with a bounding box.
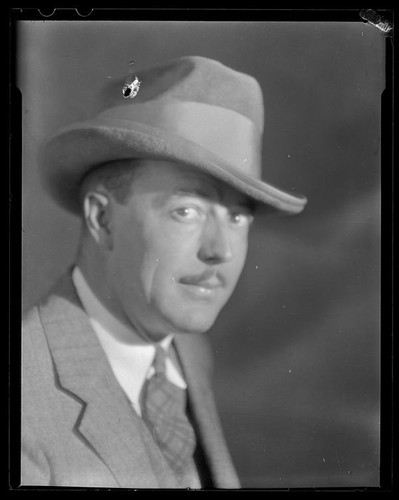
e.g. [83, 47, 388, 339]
[122, 59, 141, 98]
[122, 75, 141, 99]
[359, 9, 393, 36]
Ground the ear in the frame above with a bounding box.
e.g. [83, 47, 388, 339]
[83, 191, 113, 250]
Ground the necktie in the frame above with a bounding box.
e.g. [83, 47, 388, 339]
[140, 345, 197, 480]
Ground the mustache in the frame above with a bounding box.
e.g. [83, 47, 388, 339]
[179, 268, 226, 288]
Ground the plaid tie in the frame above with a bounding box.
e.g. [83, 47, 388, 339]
[140, 345, 197, 479]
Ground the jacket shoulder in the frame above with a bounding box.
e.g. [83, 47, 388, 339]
[22, 304, 42, 335]
[22, 302, 55, 391]
[22, 304, 47, 360]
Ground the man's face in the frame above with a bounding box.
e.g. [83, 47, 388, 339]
[106, 160, 254, 341]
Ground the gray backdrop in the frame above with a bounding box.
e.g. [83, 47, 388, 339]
[19, 21, 383, 488]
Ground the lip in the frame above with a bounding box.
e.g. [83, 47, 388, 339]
[179, 282, 220, 299]
[180, 278, 223, 290]
[178, 271, 225, 298]
[179, 270, 225, 288]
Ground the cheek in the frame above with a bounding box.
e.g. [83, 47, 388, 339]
[231, 235, 249, 274]
[111, 218, 148, 290]
[145, 242, 189, 289]
[112, 239, 143, 297]
[139, 230, 195, 297]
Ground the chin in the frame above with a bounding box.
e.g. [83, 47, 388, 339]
[167, 309, 220, 335]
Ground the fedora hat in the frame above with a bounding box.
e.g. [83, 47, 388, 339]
[39, 56, 307, 215]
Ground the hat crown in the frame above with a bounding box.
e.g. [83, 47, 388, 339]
[99, 56, 264, 133]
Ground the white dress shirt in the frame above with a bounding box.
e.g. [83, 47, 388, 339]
[72, 266, 187, 417]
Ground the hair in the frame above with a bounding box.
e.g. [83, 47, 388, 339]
[78, 159, 144, 208]
[76, 159, 145, 253]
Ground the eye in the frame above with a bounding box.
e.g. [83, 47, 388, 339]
[230, 210, 254, 227]
[172, 206, 202, 221]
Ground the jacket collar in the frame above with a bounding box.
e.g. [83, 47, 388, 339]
[38, 271, 178, 488]
[173, 334, 240, 489]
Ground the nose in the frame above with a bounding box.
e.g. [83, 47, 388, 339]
[198, 218, 234, 264]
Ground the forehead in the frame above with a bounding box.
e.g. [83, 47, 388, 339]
[130, 160, 252, 206]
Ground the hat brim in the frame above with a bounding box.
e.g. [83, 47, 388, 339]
[39, 118, 307, 216]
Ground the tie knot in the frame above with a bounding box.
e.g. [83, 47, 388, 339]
[152, 345, 167, 375]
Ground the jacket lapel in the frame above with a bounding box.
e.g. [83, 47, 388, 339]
[173, 334, 240, 489]
[38, 273, 178, 489]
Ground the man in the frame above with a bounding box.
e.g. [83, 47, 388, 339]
[21, 56, 307, 488]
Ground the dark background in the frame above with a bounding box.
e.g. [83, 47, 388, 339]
[18, 20, 383, 488]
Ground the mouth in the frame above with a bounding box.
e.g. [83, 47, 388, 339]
[178, 271, 225, 298]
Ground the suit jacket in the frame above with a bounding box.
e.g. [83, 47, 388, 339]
[21, 271, 240, 489]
